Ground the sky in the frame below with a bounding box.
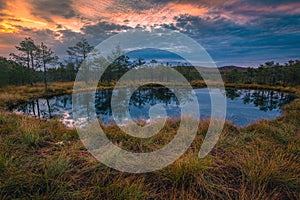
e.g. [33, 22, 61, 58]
[0, 0, 299, 67]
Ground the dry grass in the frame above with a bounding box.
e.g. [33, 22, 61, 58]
[0, 83, 299, 199]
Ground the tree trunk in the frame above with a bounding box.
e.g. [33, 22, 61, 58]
[46, 99, 52, 118]
[43, 63, 48, 92]
[36, 99, 40, 118]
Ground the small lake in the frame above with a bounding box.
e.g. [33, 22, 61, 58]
[16, 88, 296, 127]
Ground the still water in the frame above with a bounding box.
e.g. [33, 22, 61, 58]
[16, 88, 295, 127]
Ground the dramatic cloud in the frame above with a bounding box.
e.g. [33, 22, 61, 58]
[0, 0, 299, 66]
[29, 0, 77, 22]
[247, 0, 300, 6]
[169, 12, 300, 66]
[0, 27, 59, 56]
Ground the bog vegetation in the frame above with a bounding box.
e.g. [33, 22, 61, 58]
[0, 38, 299, 199]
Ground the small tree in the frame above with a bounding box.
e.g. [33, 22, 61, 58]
[225, 69, 240, 83]
[67, 38, 94, 68]
[10, 38, 38, 85]
[246, 67, 255, 84]
[38, 42, 58, 91]
[104, 45, 132, 83]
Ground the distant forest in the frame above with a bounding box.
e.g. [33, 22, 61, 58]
[0, 37, 300, 88]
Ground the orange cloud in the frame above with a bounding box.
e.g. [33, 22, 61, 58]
[0, 23, 16, 33]
[73, 0, 209, 28]
[168, 3, 209, 17]
[0, 0, 47, 33]
[0, 0, 84, 35]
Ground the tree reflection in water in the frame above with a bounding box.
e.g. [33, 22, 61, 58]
[225, 88, 296, 112]
[16, 87, 295, 127]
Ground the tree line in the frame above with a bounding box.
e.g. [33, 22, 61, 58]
[0, 38, 94, 89]
[0, 37, 299, 88]
[222, 61, 300, 86]
[0, 37, 143, 89]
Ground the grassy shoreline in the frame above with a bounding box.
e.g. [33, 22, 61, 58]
[0, 81, 298, 111]
[0, 82, 299, 199]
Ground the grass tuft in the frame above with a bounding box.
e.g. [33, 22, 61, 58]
[0, 84, 299, 199]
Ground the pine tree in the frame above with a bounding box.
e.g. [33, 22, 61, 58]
[37, 42, 58, 91]
[9, 38, 38, 85]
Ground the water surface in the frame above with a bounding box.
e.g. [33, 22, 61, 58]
[16, 88, 295, 127]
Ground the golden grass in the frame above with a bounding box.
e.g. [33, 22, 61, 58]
[0, 83, 299, 199]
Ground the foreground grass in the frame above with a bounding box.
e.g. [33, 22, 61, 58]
[0, 83, 299, 199]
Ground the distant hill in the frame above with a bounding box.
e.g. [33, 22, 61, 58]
[218, 66, 248, 73]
